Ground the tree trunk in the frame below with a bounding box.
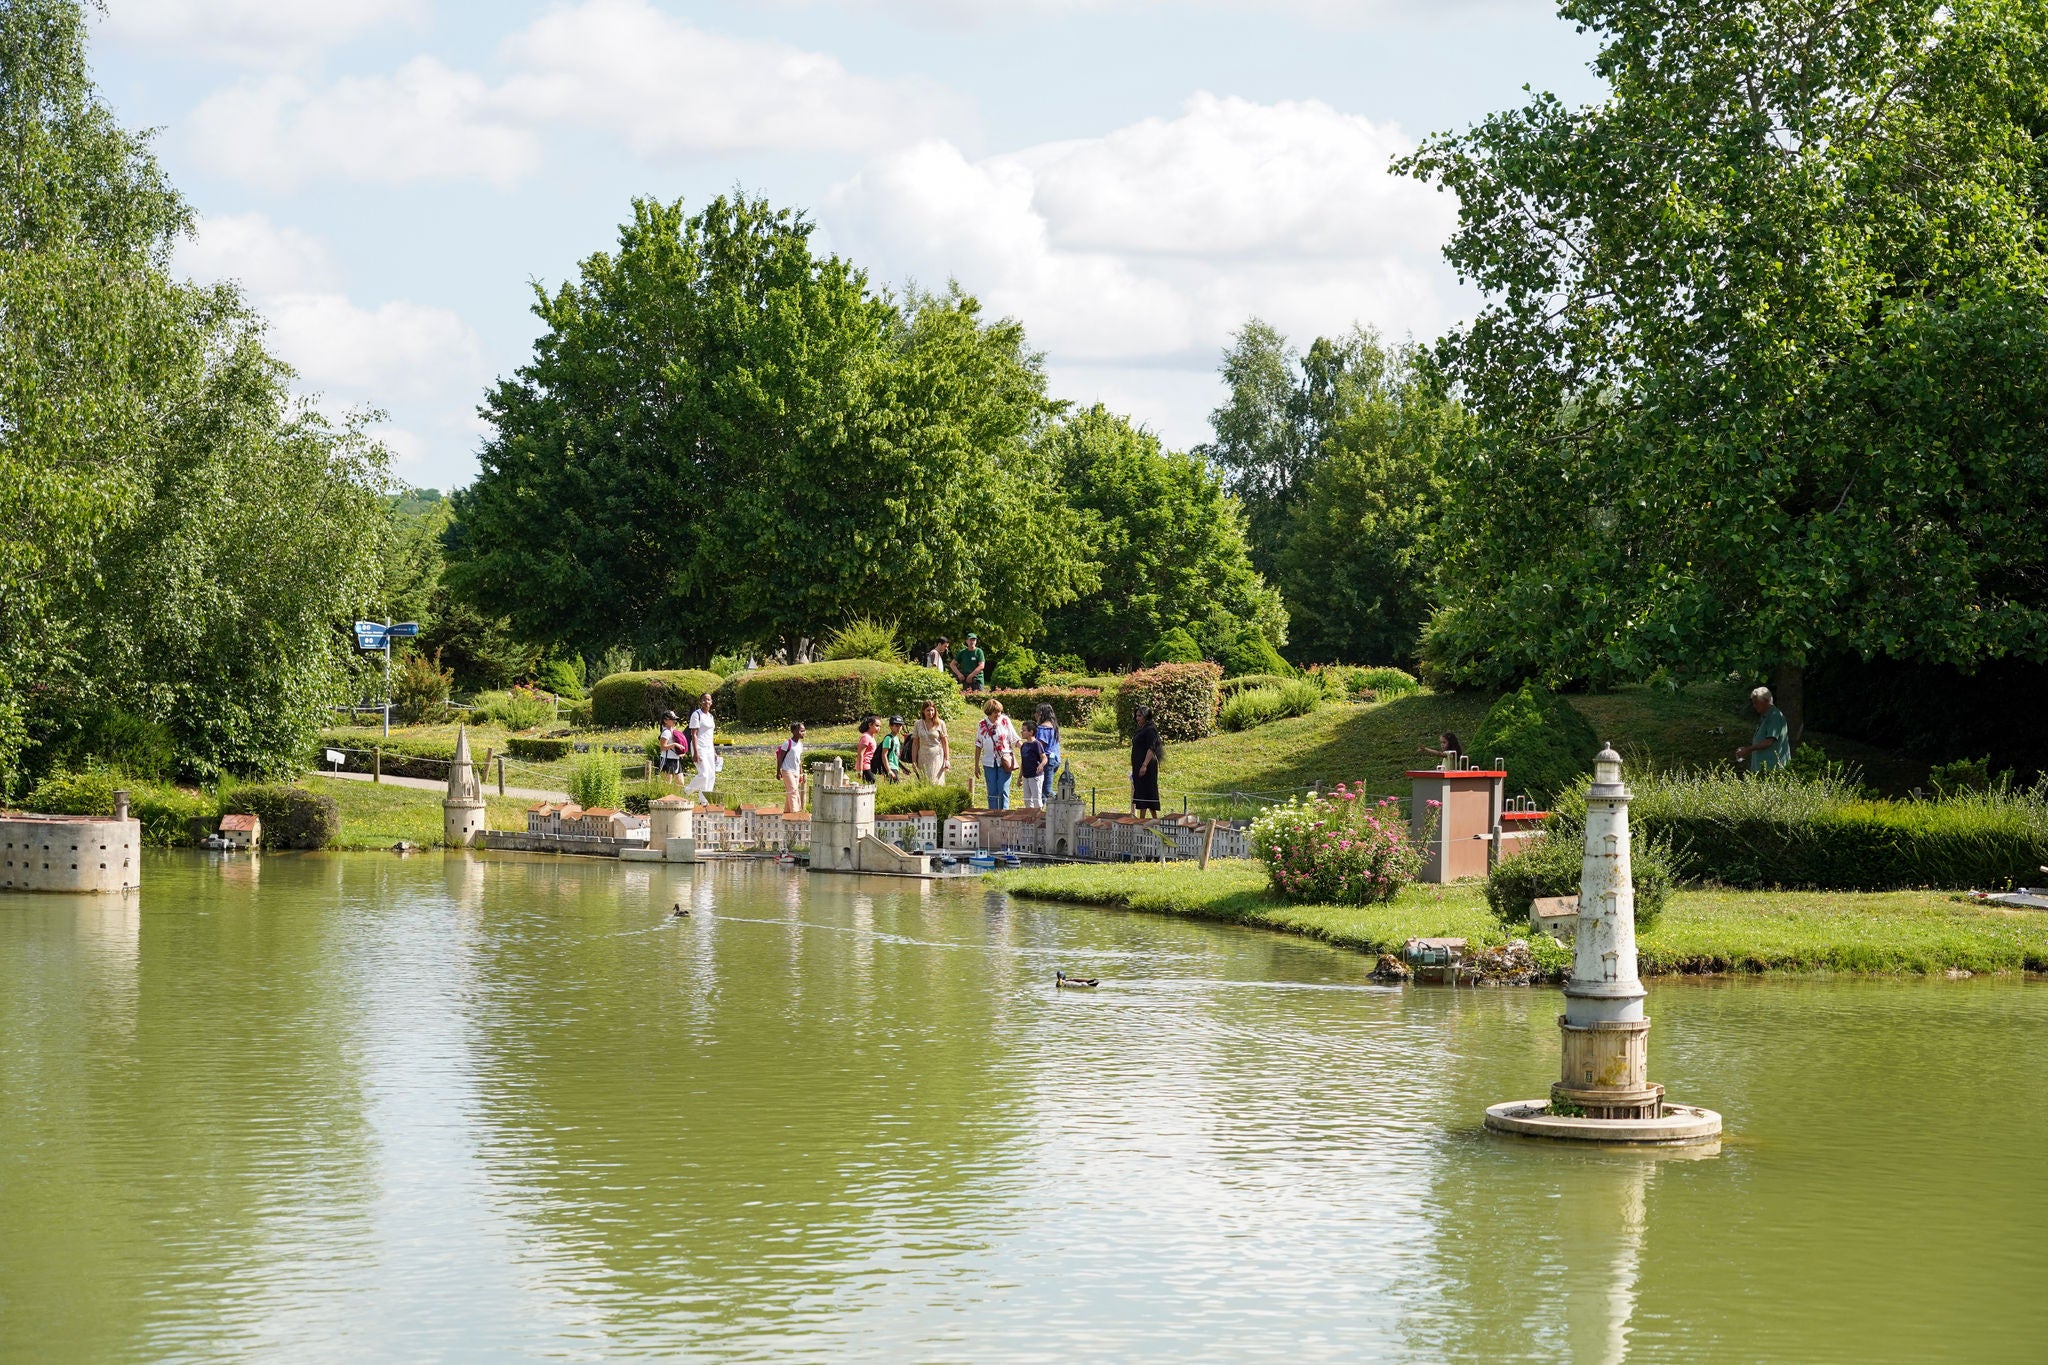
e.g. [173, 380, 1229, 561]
[1772, 661, 1805, 748]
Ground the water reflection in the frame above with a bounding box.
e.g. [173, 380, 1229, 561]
[1, 853, 2044, 1361]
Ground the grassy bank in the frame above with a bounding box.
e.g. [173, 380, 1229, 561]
[326, 678, 1928, 822]
[302, 777, 532, 849]
[990, 862, 2048, 977]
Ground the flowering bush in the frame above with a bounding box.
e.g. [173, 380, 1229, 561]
[1251, 783, 1428, 905]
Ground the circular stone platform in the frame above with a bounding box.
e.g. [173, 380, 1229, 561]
[1483, 1100, 1722, 1146]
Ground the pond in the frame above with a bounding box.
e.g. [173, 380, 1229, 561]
[2, 852, 2042, 1361]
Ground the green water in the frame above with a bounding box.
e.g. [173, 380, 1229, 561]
[1, 852, 2042, 1362]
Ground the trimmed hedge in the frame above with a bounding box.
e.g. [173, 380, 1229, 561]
[1220, 673, 1294, 697]
[506, 736, 574, 762]
[1596, 771, 2048, 892]
[1485, 826, 1674, 928]
[1471, 682, 1599, 804]
[985, 687, 1103, 727]
[722, 660, 908, 726]
[874, 667, 965, 721]
[222, 785, 342, 849]
[875, 780, 971, 822]
[1116, 661, 1222, 742]
[588, 670, 725, 728]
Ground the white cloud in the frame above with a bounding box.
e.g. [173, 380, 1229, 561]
[187, 61, 542, 191]
[173, 215, 489, 482]
[827, 94, 1463, 372]
[186, 0, 962, 190]
[796, 0, 1525, 27]
[99, 0, 422, 64]
[175, 212, 339, 295]
[498, 0, 966, 158]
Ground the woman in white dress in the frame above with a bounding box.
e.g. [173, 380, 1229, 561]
[913, 701, 949, 785]
[684, 692, 719, 803]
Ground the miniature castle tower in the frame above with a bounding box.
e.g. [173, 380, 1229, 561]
[1046, 765, 1083, 857]
[443, 725, 487, 847]
[649, 794, 696, 862]
[809, 759, 874, 871]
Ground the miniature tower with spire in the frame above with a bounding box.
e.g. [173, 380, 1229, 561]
[1484, 744, 1720, 1144]
[443, 725, 487, 848]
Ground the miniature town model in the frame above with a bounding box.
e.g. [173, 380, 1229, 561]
[1407, 756, 1547, 882]
[0, 789, 141, 894]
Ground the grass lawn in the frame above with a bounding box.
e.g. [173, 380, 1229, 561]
[303, 776, 533, 849]
[325, 678, 1928, 823]
[991, 862, 2048, 977]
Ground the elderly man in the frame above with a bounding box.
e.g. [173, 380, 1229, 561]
[1733, 686, 1792, 772]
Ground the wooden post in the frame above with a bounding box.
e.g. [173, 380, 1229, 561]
[644, 760, 653, 784]
[1199, 818, 1217, 870]
[373, 746, 382, 784]
[497, 754, 506, 796]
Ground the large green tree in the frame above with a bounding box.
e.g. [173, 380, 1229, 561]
[1, 0, 387, 785]
[1278, 339, 1464, 665]
[1402, 0, 2048, 735]
[1037, 405, 1285, 672]
[447, 197, 1090, 663]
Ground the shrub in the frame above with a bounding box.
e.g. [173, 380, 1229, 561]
[476, 686, 556, 731]
[1144, 628, 1204, 664]
[1309, 665, 1422, 702]
[563, 700, 593, 727]
[726, 660, 905, 726]
[134, 786, 217, 847]
[590, 646, 634, 684]
[1220, 687, 1288, 732]
[1570, 768, 2048, 891]
[220, 785, 342, 849]
[1485, 824, 1675, 929]
[537, 656, 587, 701]
[588, 669, 726, 728]
[390, 651, 454, 724]
[24, 767, 122, 816]
[1116, 662, 1222, 742]
[1217, 631, 1289, 678]
[1251, 783, 1424, 905]
[1220, 673, 1294, 697]
[875, 780, 970, 822]
[1471, 681, 1600, 804]
[569, 749, 623, 810]
[708, 652, 748, 678]
[41, 706, 177, 781]
[986, 687, 1103, 727]
[507, 736, 575, 762]
[990, 646, 1042, 689]
[1928, 756, 1994, 796]
[821, 615, 905, 663]
[1042, 652, 1087, 675]
[874, 667, 965, 721]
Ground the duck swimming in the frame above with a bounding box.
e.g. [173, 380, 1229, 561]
[1055, 970, 1099, 989]
[670, 903, 689, 919]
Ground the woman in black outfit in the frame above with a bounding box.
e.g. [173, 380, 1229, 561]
[1130, 705, 1163, 814]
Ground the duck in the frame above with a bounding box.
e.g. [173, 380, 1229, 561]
[1055, 970, 1099, 989]
[670, 902, 689, 919]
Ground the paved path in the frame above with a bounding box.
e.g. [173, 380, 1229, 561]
[310, 770, 571, 803]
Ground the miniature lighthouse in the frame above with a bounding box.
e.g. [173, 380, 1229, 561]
[1484, 745, 1720, 1144]
[443, 726, 487, 848]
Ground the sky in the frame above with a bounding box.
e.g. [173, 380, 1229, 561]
[90, 0, 1606, 491]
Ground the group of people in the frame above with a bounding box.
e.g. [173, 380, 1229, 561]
[922, 633, 989, 691]
[649, 677, 1171, 821]
[655, 694, 723, 801]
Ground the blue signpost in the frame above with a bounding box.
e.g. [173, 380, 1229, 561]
[355, 620, 420, 736]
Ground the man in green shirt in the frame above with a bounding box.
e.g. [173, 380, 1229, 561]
[951, 632, 987, 691]
[1734, 686, 1792, 772]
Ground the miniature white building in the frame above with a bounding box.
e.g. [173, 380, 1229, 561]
[943, 813, 982, 851]
[810, 760, 930, 875]
[443, 725, 487, 847]
[217, 813, 261, 849]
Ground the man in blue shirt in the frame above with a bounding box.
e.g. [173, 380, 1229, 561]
[1733, 686, 1792, 772]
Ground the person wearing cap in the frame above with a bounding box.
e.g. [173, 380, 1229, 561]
[878, 716, 906, 782]
[951, 633, 987, 691]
